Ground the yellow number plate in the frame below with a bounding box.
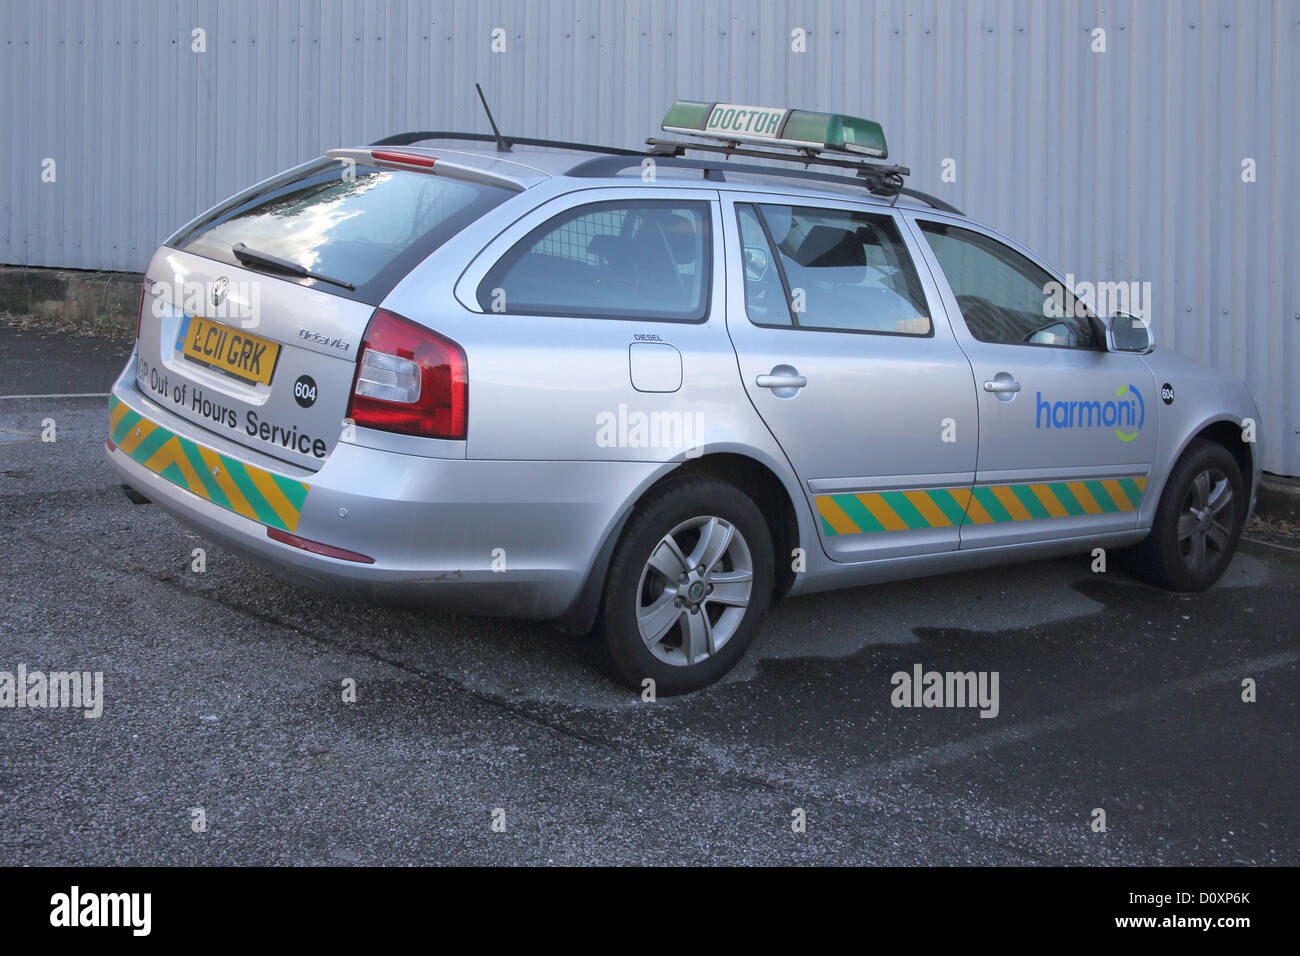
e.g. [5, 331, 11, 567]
[178, 315, 280, 385]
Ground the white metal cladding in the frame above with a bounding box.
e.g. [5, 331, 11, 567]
[1, 0, 1296, 475]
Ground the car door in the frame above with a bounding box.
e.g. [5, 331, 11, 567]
[905, 215, 1158, 548]
[720, 193, 979, 562]
[449, 187, 736, 463]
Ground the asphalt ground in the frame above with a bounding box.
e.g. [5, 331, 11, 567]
[0, 322, 1296, 865]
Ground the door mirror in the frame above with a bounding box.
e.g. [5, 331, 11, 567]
[1108, 312, 1154, 353]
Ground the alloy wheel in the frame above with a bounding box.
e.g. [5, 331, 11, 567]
[1177, 467, 1234, 571]
[635, 515, 754, 667]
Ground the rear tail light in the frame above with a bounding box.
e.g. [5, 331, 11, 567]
[345, 309, 467, 439]
[355, 349, 422, 404]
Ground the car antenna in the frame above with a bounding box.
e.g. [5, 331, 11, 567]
[475, 83, 512, 153]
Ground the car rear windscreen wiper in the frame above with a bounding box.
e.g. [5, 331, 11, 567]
[231, 242, 356, 290]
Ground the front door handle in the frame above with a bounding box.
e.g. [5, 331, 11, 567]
[983, 378, 1022, 394]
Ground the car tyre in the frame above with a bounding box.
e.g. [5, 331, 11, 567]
[592, 476, 774, 695]
[1122, 439, 1246, 591]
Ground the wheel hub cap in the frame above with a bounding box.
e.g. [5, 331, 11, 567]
[1178, 467, 1233, 572]
[635, 515, 754, 667]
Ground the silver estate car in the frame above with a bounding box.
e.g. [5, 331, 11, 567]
[106, 101, 1262, 694]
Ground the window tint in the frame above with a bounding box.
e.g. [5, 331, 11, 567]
[172, 159, 514, 304]
[737, 204, 932, 335]
[919, 222, 1099, 348]
[480, 201, 711, 321]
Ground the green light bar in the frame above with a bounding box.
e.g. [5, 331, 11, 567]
[661, 100, 888, 159]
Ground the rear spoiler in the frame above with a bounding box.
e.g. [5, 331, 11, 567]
[325, 147, 529, 192]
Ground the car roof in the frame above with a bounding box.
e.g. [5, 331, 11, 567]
[351, 141, 951, 215]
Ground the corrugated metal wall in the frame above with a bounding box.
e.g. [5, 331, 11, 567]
[2, 0, 1296, 474]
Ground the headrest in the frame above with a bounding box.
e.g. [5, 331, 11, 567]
[795, 225, 866, 269]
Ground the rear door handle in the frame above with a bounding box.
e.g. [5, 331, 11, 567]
[983, 379, 1022, 394]
[756, 373, 808, 390]
[755, 364, 807, 399]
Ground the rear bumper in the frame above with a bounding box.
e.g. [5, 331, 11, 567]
[105, 366, 660, 619]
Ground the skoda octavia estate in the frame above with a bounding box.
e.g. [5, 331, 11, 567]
[106, 101, 1262, 694]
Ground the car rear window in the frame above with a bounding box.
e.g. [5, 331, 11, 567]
[169, 159, 515, 304]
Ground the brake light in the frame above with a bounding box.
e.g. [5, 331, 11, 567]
[370, 150, 437, 168]
[346, 309, 467, 439]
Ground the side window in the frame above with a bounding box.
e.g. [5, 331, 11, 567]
[736, 205, 791, 326]
[736, 203, 932, 335]
[479, 200, 711, 321]
[918, 222, 1099, 348]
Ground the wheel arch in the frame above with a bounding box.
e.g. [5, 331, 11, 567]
[554, 451, 803, 635]
[1163, 417, 1256, 504]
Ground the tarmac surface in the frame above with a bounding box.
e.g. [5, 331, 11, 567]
[1, 323, 1295, 865]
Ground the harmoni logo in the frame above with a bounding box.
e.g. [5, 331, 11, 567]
[50, 887, 151, 936]
[1035, 384, 1145, 442]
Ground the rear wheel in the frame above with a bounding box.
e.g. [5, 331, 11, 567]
[593, 476, 774, 695]
[1124, 439, 1246, 591]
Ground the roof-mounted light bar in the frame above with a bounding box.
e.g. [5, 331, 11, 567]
[661, 100, 889, 160]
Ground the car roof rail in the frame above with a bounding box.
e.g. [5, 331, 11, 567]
[367, 131, 964, 216]
[568, 152, 867, 189]
[566, 151, 964, 215]
[646, 136, 908, 195]
[368, 130, 644, 157]
[897, 188, 964, 216]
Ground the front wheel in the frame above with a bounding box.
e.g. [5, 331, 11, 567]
[594, 476, 774, 696]
[1123, 439, 1247, 591]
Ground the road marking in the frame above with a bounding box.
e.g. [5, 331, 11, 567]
[0, 392, 111, 400]
[839, 648, 1300, 784]
[1244, 535, 1300, 555]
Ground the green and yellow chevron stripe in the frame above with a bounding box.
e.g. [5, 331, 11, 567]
[815, 477, 1147, 537]
[109, 397, 308, 532]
